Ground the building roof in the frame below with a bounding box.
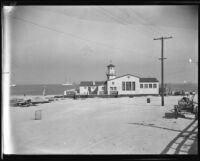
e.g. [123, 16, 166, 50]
[139, 78, 159, 82]
[80, 81, 106, 86]
[107, 74, 159, 82]
[107, 64, 115, 67]
[107, 74, 140, 81]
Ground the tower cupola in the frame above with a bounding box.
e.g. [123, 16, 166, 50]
[106, 63, 116, 80]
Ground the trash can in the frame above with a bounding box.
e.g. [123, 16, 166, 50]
[35, 110, 42, 120]
[147, 98, 150, 103]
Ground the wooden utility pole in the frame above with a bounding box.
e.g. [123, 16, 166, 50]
[154, 36, 172, 106]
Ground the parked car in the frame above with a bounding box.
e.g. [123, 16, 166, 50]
[174, 91, 182, 96]
[174, 94, 198, 119]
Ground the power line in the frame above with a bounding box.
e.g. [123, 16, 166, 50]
[10, 16, 119, 50]
[20, 6, 163, 39]
[100, 7, 127, 25]
[94, 7, 159, 60]
[11, 15, 157, 59]
[96, 7, 160, 60]
[154, 36, 172, 106]
[126, 8, 162, 35]
[12, 16, 64, 34]
[15, 7, 159, 60]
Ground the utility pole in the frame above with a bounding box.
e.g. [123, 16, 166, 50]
[154, 36, 172, 106]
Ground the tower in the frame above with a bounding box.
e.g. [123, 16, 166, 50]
[106, 63, 116, 80]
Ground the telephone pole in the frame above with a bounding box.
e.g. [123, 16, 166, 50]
[154, 36, 172, 106]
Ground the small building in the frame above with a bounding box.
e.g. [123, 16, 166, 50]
[79, 81, 106, 95]
[79, 63, 159, 96]
[64, 89, 77, 96]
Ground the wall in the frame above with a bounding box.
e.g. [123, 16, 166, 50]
[97, 85, 105, 95]
[80, 85, 105, 95]
[108, 67, 115, 75]
[79, 86, 89, 95]
[139, 82, 159, 94]
[107, 75, 140, 95]
[80, 77, 159, 96]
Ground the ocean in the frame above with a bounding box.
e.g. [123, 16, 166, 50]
[10, 83, 198, 96]
[10, 84, 79, 96]
[165, 83, 198, 92]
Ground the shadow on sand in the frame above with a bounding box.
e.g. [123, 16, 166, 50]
[160, 119, 198, 154]
[128, 122, 182, 133]
[188, 137, 198, 154]
[128, 119, 198, 154]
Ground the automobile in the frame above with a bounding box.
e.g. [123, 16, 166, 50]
[174, 94, 198, 119]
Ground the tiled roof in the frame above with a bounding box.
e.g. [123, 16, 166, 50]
[139, 78, 159, 82]
[107, 64, 115, 67]
[80, 81, 106, 86]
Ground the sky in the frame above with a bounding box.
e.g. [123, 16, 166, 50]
[4, 5, 198, 84]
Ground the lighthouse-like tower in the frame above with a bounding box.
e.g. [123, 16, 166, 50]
[106, 63, 116, 80]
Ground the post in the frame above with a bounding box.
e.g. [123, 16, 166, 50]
[154, 36, 172, 106]
[161, 38, 164, 106]
[35, 110, 42, 120]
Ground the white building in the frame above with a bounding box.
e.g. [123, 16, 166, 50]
[79, 64, 159, 96]
[79, 81, 106, 95]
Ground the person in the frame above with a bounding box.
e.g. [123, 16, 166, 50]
[64, 90, 67, 96]
[115, 91, 119, 98]
[74, 92, 77, 99]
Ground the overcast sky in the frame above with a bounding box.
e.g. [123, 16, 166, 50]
[4, 5, 198, 84]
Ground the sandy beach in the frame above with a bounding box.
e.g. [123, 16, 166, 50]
[4, 5, 198, 157]
[8, 95, 198, 154]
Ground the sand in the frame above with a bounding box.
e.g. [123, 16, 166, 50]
[7, 95, 198, 154]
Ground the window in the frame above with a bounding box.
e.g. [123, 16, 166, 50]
[145, 84, 148, 88]
[153, 84, 157, 88]
[113, 87, 117, 90]
[149, 84, 152, 88]
[102, 86, 104, 90]
[140, 84, 143, 88]
[112, 82, 115, 85]
[132, 82, 135, 91]
[110, 87, 113, 90]
[122, 82, 125, 91]
[126, 82, 132, 91]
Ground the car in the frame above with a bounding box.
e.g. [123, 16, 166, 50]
[174, 94, 198, 119]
